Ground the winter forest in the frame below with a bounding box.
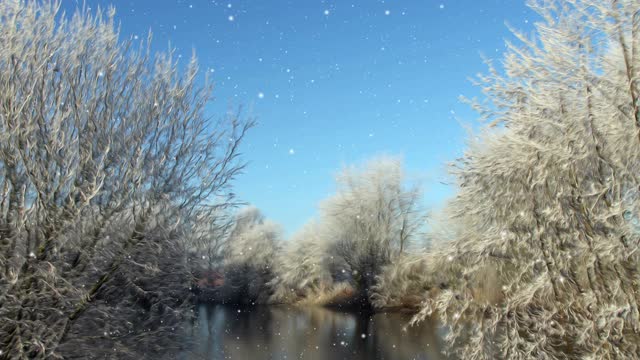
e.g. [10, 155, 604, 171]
[2, 0, 640, 359]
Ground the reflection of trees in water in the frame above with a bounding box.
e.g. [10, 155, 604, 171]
[187, 305, 449, 359]
[188, 305, 276, 359]
[372, 312, 449, 359]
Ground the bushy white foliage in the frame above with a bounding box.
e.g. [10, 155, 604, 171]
[272, 156, 426, 305]
[0, 1, 251, 358]
[269, 221, 334, 303]
[408, 1, 640, 358]
[216, 206, 282, 304]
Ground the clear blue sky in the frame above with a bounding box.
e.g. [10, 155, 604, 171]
[63, 0, 536, 236]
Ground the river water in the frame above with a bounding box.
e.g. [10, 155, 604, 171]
[185, 304, 449, 360]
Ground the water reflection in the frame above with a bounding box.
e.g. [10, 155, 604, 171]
[186, 304, 449, 360]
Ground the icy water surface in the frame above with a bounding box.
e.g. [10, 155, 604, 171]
[186, 304, 448, 360]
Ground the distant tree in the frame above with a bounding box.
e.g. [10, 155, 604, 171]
[185, 207, 236, 272]
[322, 157, 423, 299]
[0, 1, 251, 358]
[269, 221, 335, 303]
[216, 206, 282, 305]
[410, 0, 640, 358]
[270, 157, 425, 306]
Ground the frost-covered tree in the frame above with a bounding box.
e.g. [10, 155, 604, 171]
[0, 1, 251, 358]
[215, 206, 282, 305]
[272, 157, 425, 306]
[272, 156, 425, 306]
[322, 156, 424, 301]
[269, 221, 335, 303]
[186, 208, 236, 274]
[409, 0, 640, 358]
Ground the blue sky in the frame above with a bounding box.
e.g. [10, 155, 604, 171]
[63, 0, 537, 235]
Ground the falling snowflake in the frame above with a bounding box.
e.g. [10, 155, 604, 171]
[289, 148, 295, 155]
[384, 10, 390, 15]
[439, 4, 445, 9]
[324, 9, 330, 15]
[258, 92, 265, 99]
[228, 15, 235, 22]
